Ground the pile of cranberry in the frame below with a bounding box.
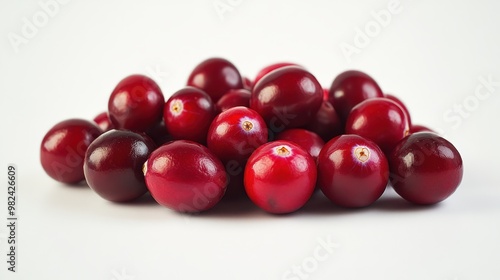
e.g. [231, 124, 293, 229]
[40, 58, 463, 214]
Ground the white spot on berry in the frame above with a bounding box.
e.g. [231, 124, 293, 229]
[353, 146, 370, 163]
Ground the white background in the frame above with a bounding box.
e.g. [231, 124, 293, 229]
[1, 0, 500, 279]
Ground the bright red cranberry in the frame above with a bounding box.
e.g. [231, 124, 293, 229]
[318, 134, 389, 208]
[244, 141, 317, 214]
[385, 94, 412, 126]
[389, 133, 463, 205]
[328, 70, 384, 123]
[84, 130, 155, 202]
[93, 112, 114, 132]
[146, 121, 172, 146]
[243, 76, 253, 90]
[411, 124, 434, 134]
[253, 62, 300, 86]
[305, 100, 343, 142]
[144, 140, 228, 212]
[108, 75, 165, 132]
[186, 57, 243, 102]
[207, 106, 268, 165]
[40, 119, 101, 184]
[216, 88, 251, 113]
[346, 97, 410, 155]
[276, 129, 324, 162]
[164, 87, 216, 144]
[250, 66, 323, 131]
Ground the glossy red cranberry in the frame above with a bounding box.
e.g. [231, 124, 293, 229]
[207, 106, 268, 165]
[40, 119, 101, 184]
[411, 124, 434, 134]
[186, 57, 243, 102]
[328, 70, 384, 123]
[389, 133, 463, 205]
[144, 140, 228, 212]
[346, 97, 410, 155]
[108, 75, 165, 132]
[164, 87, 216, 144]
[146, 121, 172, 146]
[243, 76, 253, 90]
[276, 129, 324, 162]
[84, 130, 155, 202]
[305, 100, 343, 142]
[244, 141, 317, 214]
[318, 134, 389, 208]
[93, 112, 114, 132]
[385, 94, 412, 126]
[251, 66, 323, 131]
[253, 62, 300, 86]
[216, 88, 251, 113]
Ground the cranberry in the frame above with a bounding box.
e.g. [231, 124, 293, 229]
[186, 57, 243, 102]
[146, 121, 172, 146]
[40, 119, 101, 184]
[216, 88, 251, 113]
[328, 70, 384, 123]
[207, 106, 268, 165]
[389, 133, 463, 205]
[276, 129, 324, 162]
[244, 141, 317, 214]
[253, 62, 300, 86]
[144, 140, 228, 212]
[305, 100, 343, 142]
[164, 87, 216, 144]
[83, 130, 155, 202]
[108, 75, 165, 132]
[317, 134, 389, 208]
[250, 66, 323, 131]
[385, 94, 412, 126]
[411, 124, 434, 134]
[93, 112, 114, 132]
[346, 97, 410, 155]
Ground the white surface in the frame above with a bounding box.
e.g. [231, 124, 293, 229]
[1, 0, 500, 279]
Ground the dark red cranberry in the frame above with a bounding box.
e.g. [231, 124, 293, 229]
[146, 121, 172, 146]
[385, 94, 412, 126]
[186, 57, 243, 102]
[328, 70, 384, 123]
[253, 62, 300, 86]
[389, 133, 463, 205]
[346, 97, 410, 155]
[164, 87, 216, 144]
[318, 134, 389, 208]
[108, 75, 165, 132]
[305, 100, 343, 142]
[276, 129, 324, 162]
[216, 88, 251, 113]
[243, 76, 253, 90]
[411, 124, 434, 134]
[84, 130, 155, 202]
[207, 106, 268, 165]
[244, 141, 317, 214]
[40, 119, 101, 184]
[250, 66, 323, 131]
[144, 140, 228, 212]
[93, 112, 114, 132]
